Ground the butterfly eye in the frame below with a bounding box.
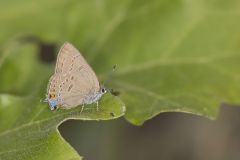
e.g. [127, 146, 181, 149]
[101, 88, 106, 93]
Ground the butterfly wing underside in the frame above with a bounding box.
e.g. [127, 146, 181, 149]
[47, 42, 100, 108]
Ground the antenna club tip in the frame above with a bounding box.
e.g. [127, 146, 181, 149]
[113, 64, 117, 70]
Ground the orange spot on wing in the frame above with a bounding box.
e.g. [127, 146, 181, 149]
[49, 94, 56, 98]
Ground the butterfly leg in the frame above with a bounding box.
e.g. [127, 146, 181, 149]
[80, 104, 85, 114]
[96, 101, 99, 112]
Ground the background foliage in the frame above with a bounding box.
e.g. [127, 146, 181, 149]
[0, 0, 240, 159]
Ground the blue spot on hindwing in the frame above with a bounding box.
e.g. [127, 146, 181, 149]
[48, 99, 58, 110]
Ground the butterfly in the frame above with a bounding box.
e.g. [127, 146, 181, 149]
[44, 42, 106, 111]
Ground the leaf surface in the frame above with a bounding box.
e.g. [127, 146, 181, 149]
[0, 0, 240, 159]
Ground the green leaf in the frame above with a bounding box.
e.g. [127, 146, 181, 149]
[107, 0, 240, 125]
[1, 0, 240, 159]
[0, 42, 125, 159]
[51, 0, 240, 125]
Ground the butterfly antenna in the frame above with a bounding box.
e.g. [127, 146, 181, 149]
[102, 65, 120, 96]
[103, 64, 117, 88]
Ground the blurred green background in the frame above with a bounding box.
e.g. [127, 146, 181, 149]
[1, 0, 240, 160]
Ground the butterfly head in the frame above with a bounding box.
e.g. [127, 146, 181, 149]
[99, 83, 108, 95]
[100, 87, 107, 94]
